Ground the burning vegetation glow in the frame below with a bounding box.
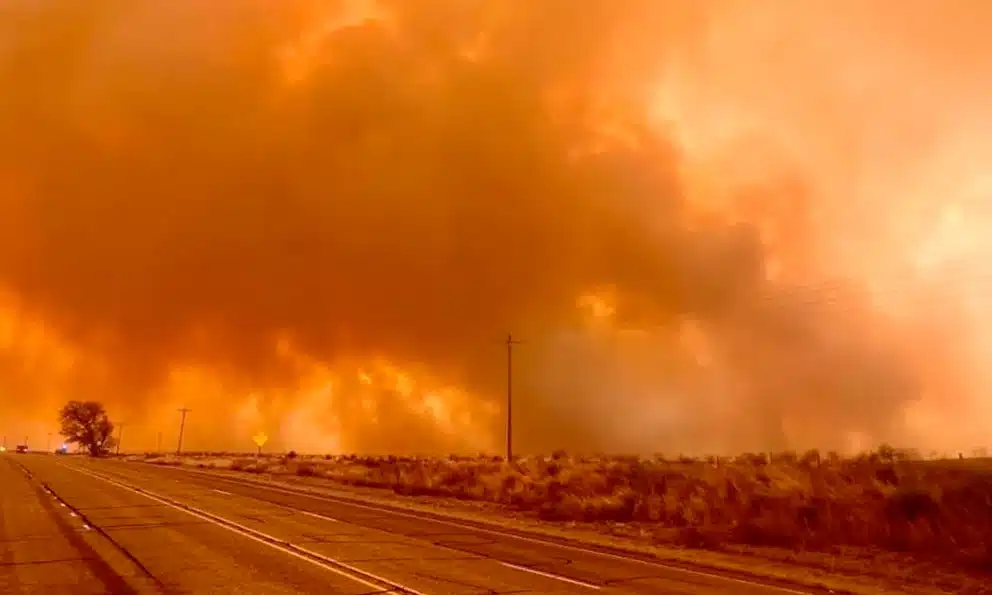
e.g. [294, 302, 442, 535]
[2, 0, 992, 455]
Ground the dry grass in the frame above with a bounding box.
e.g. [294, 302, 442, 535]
[133, 448, 992, 581]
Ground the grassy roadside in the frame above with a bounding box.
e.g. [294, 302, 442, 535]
[124, 449, 992, 594]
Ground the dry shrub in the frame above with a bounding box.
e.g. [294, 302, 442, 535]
[145, 455, 182, 466]
[230, 458, 270, 473]
[295, 462, 318, 477]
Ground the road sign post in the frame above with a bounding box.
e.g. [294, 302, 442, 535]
[252, 432, 268, 457]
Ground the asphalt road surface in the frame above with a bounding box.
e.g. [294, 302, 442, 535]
[2, 454, 820, 595]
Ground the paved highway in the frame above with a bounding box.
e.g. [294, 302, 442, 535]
[2, 454, 819, 594]
[0, 456, 160, 594]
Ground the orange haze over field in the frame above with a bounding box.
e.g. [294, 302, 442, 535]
[2, 0, 992, 455]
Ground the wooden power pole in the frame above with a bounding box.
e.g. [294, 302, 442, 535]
[176, 408, 192, 455]
[506, 333, 522, 462]
[115, 423, 125, 455]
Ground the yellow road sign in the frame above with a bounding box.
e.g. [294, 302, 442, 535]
[252, 432, 268, 448]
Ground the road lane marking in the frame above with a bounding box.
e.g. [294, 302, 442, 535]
[79, 463, 609, 593]
[298, 509, 339, 522]
[501, 562, 601, 590]
[62, 464, 426, 595]
[175, 471, 814, 595]
[92, 467, 601, 592]
[99, 466, 341, 525]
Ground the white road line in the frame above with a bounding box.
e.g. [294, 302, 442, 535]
[88, 466, 606, 593]
[501, 562, 601, 590]
[82, 525, 91, 531]
[298, 509, 339, 523]
[62, 464, 426, 595]
[195, 474, 812, 595]
[98, 470, 337, 525]
[69, 512, 77, 517]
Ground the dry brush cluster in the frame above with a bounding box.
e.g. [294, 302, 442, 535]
[140, 449, 992, 571]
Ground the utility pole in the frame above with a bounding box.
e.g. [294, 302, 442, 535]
[176, 408, 192, 456]
[115, 423, 125, 455]
[24, 436, 28, 448]
[506, 333, 522, 462]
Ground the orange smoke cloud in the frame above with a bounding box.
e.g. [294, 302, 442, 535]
[1, 0, 991, 455]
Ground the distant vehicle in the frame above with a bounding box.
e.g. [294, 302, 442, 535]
[15, 445, 28, 453]
[55, 445, 69, 455]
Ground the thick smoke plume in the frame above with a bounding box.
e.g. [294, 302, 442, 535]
[1, 0, 990, 454]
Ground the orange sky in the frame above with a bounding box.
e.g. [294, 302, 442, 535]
[2, 0, 991, 455]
